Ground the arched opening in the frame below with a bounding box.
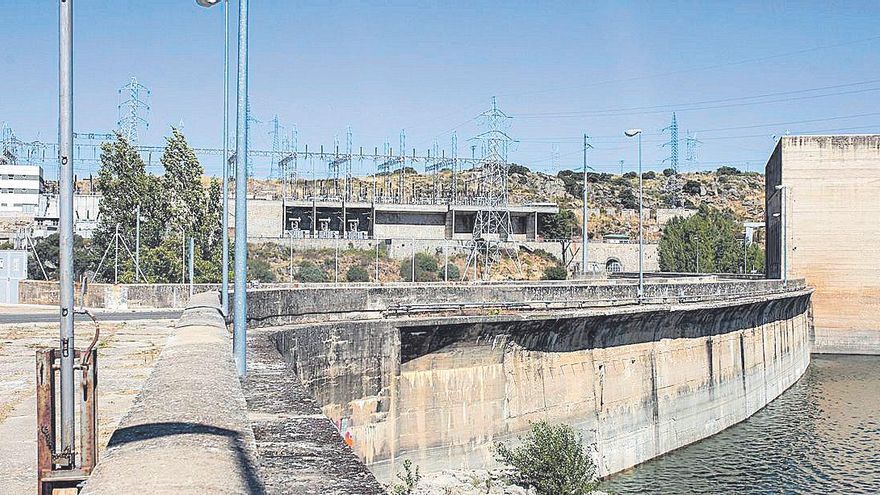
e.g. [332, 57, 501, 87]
[605, 258, 622, 274]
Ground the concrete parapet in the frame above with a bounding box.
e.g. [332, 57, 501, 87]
[17, 280, 219, 309]
[81, 292, 264, 494]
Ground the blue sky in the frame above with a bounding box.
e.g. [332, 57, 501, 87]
[2, 1, 879, 178]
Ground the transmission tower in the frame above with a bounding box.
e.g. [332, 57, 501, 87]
[685, 130, 702, 171]
[268, 115, 285, 179]
[116, 77, 151, 145]
[463, 97, 519, 280]
[661, 112, 679, 173]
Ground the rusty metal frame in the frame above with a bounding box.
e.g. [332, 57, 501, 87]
[36, 348, 97, 495]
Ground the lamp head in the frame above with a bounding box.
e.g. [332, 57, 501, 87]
[196, 0, 221, 7]
[624, 129, 642, 137]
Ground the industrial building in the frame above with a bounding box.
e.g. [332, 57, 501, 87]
[765, 134, 880, 354]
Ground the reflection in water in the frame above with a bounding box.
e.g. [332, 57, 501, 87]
[604, 355, 880, 494]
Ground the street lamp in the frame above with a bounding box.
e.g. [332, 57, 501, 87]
[624, 129, 644, 302]
[195, 0, 229, 318]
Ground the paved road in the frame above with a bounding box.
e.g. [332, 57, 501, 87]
[0, 309, 183, 324]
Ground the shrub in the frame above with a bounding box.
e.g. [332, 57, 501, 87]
[389, 459, 421, 495]
[622, 171, 637, 179]
[296, 261, 327, 283]
[495, 421, 598, 495]
[663, 168, 677, 177]
[542, 265, 567, 280]
[683, 180, 702, 195]
[538, 209, 578, 240]
[346, 265, 370, 282]
[618, 188, 639, 209]
[247, 258, 276, 283]
[642, 170, 656, 180]
[399, 252, 439, 282]
[441, 263, 461, 280]
[717, 165, 740, 175]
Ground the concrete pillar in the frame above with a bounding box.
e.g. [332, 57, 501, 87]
[311, 201, 317, 236]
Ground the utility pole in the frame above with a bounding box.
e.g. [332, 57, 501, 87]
[135, 204, 141, 282]
[114, 223, 119, 284]
[222, 0, 230, 315]
[58, 0, 76, 456]
[188, 237, 195, 297]
[233, 0, 249, 376]
[581, 134, 592, 276]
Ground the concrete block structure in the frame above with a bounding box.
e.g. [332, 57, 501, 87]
[765, 135, 880, 354]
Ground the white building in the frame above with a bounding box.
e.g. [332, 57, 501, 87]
[0, 164, 42, 214]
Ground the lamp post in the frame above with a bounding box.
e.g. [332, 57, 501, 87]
[58, 0, 76, 455]
[196, 0, 229, 317]
[624, 129, 644, 301]
[581, 134, 594, 276]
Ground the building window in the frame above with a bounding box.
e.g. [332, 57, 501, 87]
[606, 258, 622, 274]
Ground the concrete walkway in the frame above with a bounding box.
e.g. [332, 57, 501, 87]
[81, 292, 264, 494]
[0, 318, 175, 495]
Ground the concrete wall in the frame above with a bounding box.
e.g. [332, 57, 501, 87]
[765, 135, 880, 354]
[266, 289, 812, 481]
[18, 280, 219, 309]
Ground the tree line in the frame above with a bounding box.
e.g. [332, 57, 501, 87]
[28, 130, 225, 283]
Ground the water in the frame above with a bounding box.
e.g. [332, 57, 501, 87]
[603, 355, 880, 494]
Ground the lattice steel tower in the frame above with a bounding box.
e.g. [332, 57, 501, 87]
[117, 77, 151, 145]
[662, 112, 679, 173]
[464, 97, 519, 280]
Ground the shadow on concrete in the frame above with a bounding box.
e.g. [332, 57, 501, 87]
[107, 421, 265, 495]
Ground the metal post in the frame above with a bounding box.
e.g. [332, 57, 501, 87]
[232, 0, 249, 376]
[114, 223, 119, 284]
[58, 0, 76, 456]
[288, 231, 293, 283]
[375, 240, 380, 282]
[221, 0, 230, 315]
[188, 236, 195, 297]
[444, 240, 448, 282]
[581, 133, 588, 275]
[334, 239, 339, 284]
[638, 133, 644, 300]
[135, 204, 141, 282]
[411, 240, 415, 282]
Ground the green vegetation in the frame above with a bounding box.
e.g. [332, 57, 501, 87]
[346, 265, 370, 282]
[659, 205, 764, 273]
[618, 188, 639, 209]
[663, 168, 677, 177]
[538, 209, 578, 240]
[509, 163, 531, 175]
[26, 233, 93, 280]
[682, 179, 702, 195]
[296, 261, 327, 283]
[542, 265, 568, 280]
[494, 421, 599, 495]
[717, 165, 741, 175]
[389, 459, 421, 495]
[442, 263, 461, 280]
[642, 170, 656, 180]
[399, 252, 440, 282]
[247, 258, 276, 283]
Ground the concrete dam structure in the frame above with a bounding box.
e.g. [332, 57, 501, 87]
[242, 278, 814, 489]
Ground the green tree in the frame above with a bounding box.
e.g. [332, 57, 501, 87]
[162, 128, 207, 239]
[346, 265, 370, 282]
[539, 209, 577, 240]
[26, 233, 93, 280]
[93, 134, 166, 282]
[494, 421, 599, 495]
[442, 263, 461, 280]
[659, 205, 762, 273]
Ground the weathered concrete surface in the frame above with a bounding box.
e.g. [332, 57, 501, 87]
[81, 293, 263, 494]
[0, 319, 174, 495]
[245, 278, 806, 327]
[242, 330, 386, 494]
[765, 135, 880, 354]
[18, 280, 220, 309]
[259, 287, 813, 482]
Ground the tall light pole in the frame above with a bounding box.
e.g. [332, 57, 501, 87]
[233, 0, 249, 376]
[625, 129, 644, 301]
[58, 0, 76, 455]
[196, 0, 229, 317]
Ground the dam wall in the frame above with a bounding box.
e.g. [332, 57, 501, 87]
[262, 288, 813, 481]
[245, 278, 805, 327]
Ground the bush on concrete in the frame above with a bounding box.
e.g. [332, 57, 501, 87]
[495, 420, 598, 495]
